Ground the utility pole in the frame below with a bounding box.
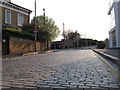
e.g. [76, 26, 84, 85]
[43, 8, 47, 50]
[86, 34, 87, 47]
[43, 8, 45, 25]
[84, 33, 87, 48]
[63, 23, 65, 49]
[76, 31, 79, 48]
[63, 23, 65, 39]
[86, 39, 87, 47]
[34, 0, 37, 52]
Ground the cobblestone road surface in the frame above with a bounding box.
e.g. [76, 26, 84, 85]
[2, 50, 120, 89]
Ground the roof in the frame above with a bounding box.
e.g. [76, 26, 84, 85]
[0, 0, 32, 14]
[108, 1, 120, 15]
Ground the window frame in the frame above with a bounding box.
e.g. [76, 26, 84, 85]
[5, 9, 11, 24]
[18, 13, 24, 26]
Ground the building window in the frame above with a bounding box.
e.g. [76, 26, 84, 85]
[110, 8, 115, 29]
[112, 31, 116, 47]
[111, 7, 115, 20]
[5, 9, 11, 24]
[18, 13, 24, 26]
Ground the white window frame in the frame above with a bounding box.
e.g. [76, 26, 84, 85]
[110, 7, 115, 29]
[18, 13, 24, 26]
[5, 9, 11, 24]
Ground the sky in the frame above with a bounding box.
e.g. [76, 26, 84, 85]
[12, 0, 111, 41]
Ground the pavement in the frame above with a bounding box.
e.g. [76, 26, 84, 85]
[93, 49, 120, 66]
[1, 49, 120, 90]
[93, 49, 120, 58]
[2, 50, 56, 59]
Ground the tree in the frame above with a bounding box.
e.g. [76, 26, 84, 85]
[79, 39, 98, 47]
[96, 41, 105, 49]
[22, 23, 35, 34]
[31, 15, 60, 42]
[62, 30, 81, 40]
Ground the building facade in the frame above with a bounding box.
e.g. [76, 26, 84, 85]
[51, 39, 75, 49]
[0, 0, 32, 28]
[0, 0, 32, 55]
[108, 0, 120, 48]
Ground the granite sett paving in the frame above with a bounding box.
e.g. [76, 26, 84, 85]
[2, 50, 120, 89]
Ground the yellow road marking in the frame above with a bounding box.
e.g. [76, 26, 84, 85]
[94, 52, 120, 79]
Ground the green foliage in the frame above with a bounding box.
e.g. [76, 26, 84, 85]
[31, 15, 60, 41]
[77, 39, 98, 47]
[96, 41, 105, 49]
[4, 28, 21, 33]
[2, 24, 19, 30]
[86, 39, 97, 45]
[63, 30, 81, 40]
[37, 30, 50, 42]
[22, 24, 35, 33]
[2, 24, 34, 38]
[21, 31, 34, 37]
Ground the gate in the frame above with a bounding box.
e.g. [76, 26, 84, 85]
[2, 36, 9, 55]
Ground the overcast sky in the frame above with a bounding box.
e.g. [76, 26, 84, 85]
[12, 0, 111, 41]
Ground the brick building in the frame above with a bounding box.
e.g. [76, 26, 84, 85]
[51, 39, 75, 49]
[0, 0, 32, 28]
[1, 0, 33, 55]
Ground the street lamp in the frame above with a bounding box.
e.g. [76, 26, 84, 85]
[43, 8, 47, 50]
[76, 30, 79, 49]
[34, 0, 37, 52]
[84, 33, 88, 48]
[63, 23, 65, 49]
[43, 8, 45, 26]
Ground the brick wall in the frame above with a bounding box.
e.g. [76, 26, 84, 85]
[9, 37, 47, 54]
[63, 40, 75, 48]
[11, 10, 17, 26]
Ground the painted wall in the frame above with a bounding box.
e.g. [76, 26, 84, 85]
[117, 1, 120, 48]
[109, 33, 113, 48]
[109, 1, 120, 48]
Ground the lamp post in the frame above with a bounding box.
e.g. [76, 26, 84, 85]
[84, 33, 87, 48]
[76, 31, 79, 49]
[43, 8, 47, 50]
[63, 23, 65, 49]
[34, 0, 37, 52]
[43, 8, 45, 25]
